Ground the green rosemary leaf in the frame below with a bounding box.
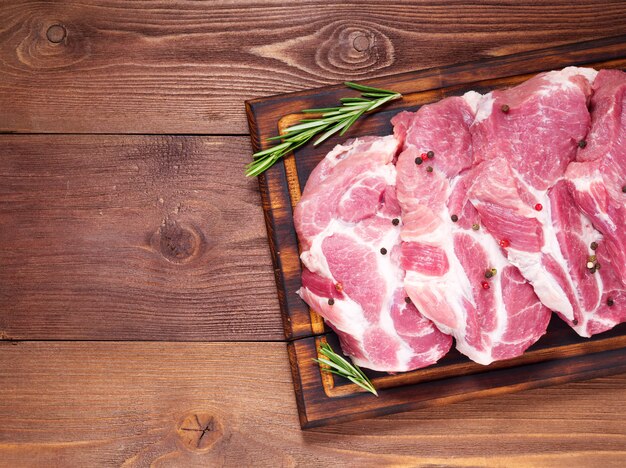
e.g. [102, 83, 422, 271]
[251, 141, 291, 158]
[265, 135, 286, 141]
[284, 113, 348, 133]
[247, 82, 402, 177]
[282, 119, 332, 133]
[360, 92, 396, 98]
[344, 81, 397, 95]
[345, 375, 378, 396]
[245, 154, 277, 177]
[319, 108, 361, 118]
[301, 107, 342, 113]
[314, 357, 346, 374]
[340, 97, 371, 103]
[366, 93, 400, 112]
[312, 342, 378, 396]
[319, 343, 355, 369]
[339, 109, 366, 136]
[313, 119, 350, 146]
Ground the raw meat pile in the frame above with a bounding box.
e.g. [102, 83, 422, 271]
[294, 67, 626, 372]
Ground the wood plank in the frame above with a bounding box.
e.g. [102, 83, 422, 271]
[1, 1, 626, 134]
[0, 342, 625, 466]
[0, 135, 281, 340]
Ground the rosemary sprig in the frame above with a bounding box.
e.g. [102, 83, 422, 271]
[246, 82, 402, 177]
[313, 341, 378, 396]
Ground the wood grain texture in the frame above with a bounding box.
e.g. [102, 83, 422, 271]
[2, 1, 626, 133]
[0, 342, 625, 466]
[0, 135, 282, 340]
[3, 1, 626, 460]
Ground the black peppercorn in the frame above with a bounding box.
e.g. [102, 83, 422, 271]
[590, 242, 598, 250]
[415, 157, 423, 165]
[427, 150, 435, 159]
[328, 298, 335, 306]
[578, 140, 587, 148]
[607, 297, 615, 307]
[450, 214, 459, 222]
[380, 247, 387, 255]
[405, 297, 412, 304]
[426, 166, 433, 173]
[392, 218, 400, 226]
[501, 104, 510, 113]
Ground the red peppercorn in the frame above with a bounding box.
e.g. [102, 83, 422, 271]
[535, 203, 543, 211]
[499, 239, 510, 248]
[421, 153, 428, 162]
[481, 281, 490, 290]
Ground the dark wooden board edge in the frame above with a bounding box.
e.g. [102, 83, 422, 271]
[319, 320, 626, 391]
[246, 102, 313, 340]
[246, 34, 626, 342]
[290, 336, 626, 429]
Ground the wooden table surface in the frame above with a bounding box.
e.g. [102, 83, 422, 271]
[1, 2, 626, 466]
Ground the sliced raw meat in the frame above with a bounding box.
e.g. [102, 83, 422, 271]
[566, 69, 626, 288]
[470, 67, 596, 190]
[545, 181, 610, 335]
[294, 66, 626, 371]
[466, 67, 614, 330]
[294, 136, 452, 372]
[576, 242, 626, 336]
[393, 97, 551, 365]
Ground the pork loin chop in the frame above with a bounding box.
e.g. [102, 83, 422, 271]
[294, 136, 452, 372]
[393, 97, 551, 364]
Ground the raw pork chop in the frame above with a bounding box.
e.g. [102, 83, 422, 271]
[294, 136, 452, 372]
[566, 69, 626, 288]
[393, 96, 551, 364]
[545, 181, 625, 335]
[466, 67, 619, 335]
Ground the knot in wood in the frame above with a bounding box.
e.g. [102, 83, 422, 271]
[46, 24, 67, 43]
[15, 21, 88, 70]
[352, 34, 370, 52]
[154, 220, 202, 263]
[176, 412, 223, 452]
[316, 23, 394, 76]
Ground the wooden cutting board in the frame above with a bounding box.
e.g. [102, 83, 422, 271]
[246, 35, 626, 429]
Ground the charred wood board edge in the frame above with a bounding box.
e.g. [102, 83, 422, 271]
[290, 336, 626, 429]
